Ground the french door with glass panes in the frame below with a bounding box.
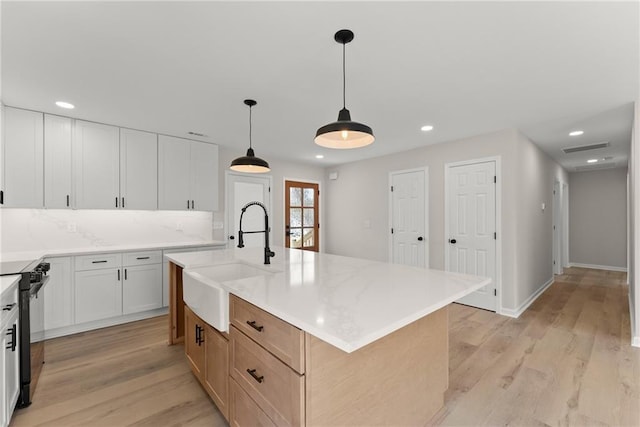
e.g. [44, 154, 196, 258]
[285, 180, 319, 252]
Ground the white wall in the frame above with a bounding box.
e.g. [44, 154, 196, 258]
[323, 128, 567, 314]
[568, 168, 628, 269]
[629, 100, 640, 347]
[216, 146, 326, 249]
[514, 132, 568, 311]
[0, 208, 214, 254]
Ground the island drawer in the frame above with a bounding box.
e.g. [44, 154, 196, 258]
[122, 250, 162, 266]
[230, 295, 305, 374]
[75, 253, 122, 271]
[230, 325, 304, 427]
[229, 377, 277, 427]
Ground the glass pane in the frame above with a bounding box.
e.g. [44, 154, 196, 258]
[303, 188, 315, 207]
[290, 188, 302, 207]
[290, 208, 302, 227]
[303, 208, 314, 227]
[290, 229, 302, 248]
[302, 228, 314, 247]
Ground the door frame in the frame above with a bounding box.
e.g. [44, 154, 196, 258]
[387, 167, 429, 268]
[444, 156, 502, 313]
[282, 177, 323, 253]
[224, 170, 273, 248]
[562, 182, 570, 270]
[552, 180, 567, 275]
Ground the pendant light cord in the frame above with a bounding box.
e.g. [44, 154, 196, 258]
[342, 42, 346, 109]
[248, 105, 253, 149]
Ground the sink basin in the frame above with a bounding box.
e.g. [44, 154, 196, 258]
[182, 262, 277, 332]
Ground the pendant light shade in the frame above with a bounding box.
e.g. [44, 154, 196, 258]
[230, 99, 270, 173]
[315, 29, 374, 149]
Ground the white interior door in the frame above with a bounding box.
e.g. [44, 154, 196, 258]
[226, 172, 271, 248]
[390, 168, 428, 268]
[446, 161, 497, 311]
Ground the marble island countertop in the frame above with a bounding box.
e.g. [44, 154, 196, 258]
[166, 247, 491, 353]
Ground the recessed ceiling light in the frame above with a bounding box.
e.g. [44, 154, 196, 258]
[587, 159, 598, 163]
[315, 154, 324, 159]
[55, 101, 75, 109]
[421, 125, 434, 132]
[569, 130, 584, 136]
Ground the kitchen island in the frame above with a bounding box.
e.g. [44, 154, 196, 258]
[166, 247, 490, 426]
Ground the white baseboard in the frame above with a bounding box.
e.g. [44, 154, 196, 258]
[500, 277, 554, 318]
[568, 262, 628, 272]
[630, 292, 640, 348]
[43, 307, 168, 340]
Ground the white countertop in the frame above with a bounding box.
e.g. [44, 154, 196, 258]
[167, 247, 491, 353]
[0, 240, 226, 265]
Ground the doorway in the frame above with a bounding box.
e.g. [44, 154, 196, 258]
[388, 167, 429, 268]
[445, 158, 499, 311]
[225, 172, 272, 247]
[285, 180, 319, 252]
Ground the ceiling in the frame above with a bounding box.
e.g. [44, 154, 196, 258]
[2, 1, 638, 171]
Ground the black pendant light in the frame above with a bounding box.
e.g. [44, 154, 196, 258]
[230, 99, 270, 173]
[315, 29, 374, 149]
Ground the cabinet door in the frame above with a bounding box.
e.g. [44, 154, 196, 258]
[158, 135, 190, 210]
[2, 107, 44, 207]
[190, 141, 218, 211]
[185, 306, 205, 382]
[204, 324, 229, 420]
[43, 257, 74, 330]
[120, 128, 157, 210]
[74, 120, 120, 209]
[122, 264, 162, 314]
[44, 115, 73, 208]
[3, 310, 20, 424]
[75, 269, 122, 323]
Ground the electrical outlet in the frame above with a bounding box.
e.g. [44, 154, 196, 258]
[67, 222, 77, 232]
[213, 221, 224, 230]
[176, 222, 183, 231]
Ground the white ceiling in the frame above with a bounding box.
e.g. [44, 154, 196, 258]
[2, 1, 638, 171]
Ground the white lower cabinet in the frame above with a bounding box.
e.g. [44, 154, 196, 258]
[1, 306, 19, 427]
[74, 250, 163, 324]
[122, 263, 162, 314]
[43, 257, 74, 330]
[75, 268, 123, 323]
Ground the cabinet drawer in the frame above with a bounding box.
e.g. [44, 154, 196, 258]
[229, 377, 276, 427]
[75, 253, 122, 271]
[230, 325, 304, 427]
[123, 250, 162, 266]
[230, 295, 305, 374]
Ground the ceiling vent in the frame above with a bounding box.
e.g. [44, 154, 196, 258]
[562, 142, 610, 154]
[575, 162, 617, 172]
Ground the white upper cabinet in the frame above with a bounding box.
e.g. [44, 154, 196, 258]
[120, 128, 157, 210]
[158, 135, 191, 210]
[73, 120, 120, 209]
[1, 107, 44, 207]
[158, 135, 218, 211]
[44, 115, 73, 208]
[190, 141, 218, 211]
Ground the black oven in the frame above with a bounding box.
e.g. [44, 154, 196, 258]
[16, 261, 49, 408]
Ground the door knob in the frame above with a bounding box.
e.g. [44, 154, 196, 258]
[449, 238, 457, 244]
[417, 236, 424, 241]
[229, 235, 235, 240]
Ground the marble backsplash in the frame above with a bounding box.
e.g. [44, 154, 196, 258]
[0, 208, 223, 253]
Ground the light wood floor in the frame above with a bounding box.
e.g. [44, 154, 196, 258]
[11, 267, 640, 427]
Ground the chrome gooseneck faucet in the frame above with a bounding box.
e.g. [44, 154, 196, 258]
[237, 201, 275, 265]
